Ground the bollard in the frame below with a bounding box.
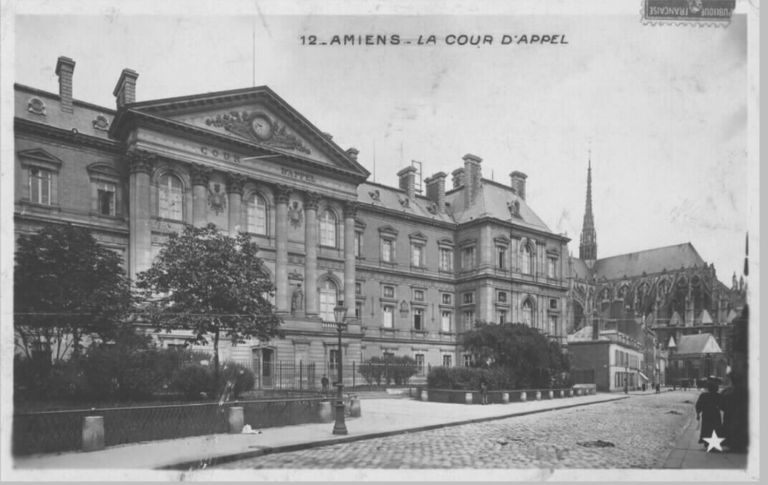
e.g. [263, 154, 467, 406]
[349, 397, 361, 417]
[318, 400, 333, 422]
[520, 391, 527, 402]
[465, 392, 473, 405]
[548, 390, 554, 399]
[502, 392, 509, 404]
[228, 406, 244, 434]
[420, 390, 429, 401]
[82, 416, 105, 452]
[535, 391, 542, 401]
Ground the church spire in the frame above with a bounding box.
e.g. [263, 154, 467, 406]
[579, 155, 598, 264]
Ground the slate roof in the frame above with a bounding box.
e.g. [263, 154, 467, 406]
[591, 243, 706, 280]
[566, 325, 596, 343]
[356, 182, 454, 223]
[675, 333, 723, 355]
[445, 180, 552, 232]
[570, 257, 591, 280]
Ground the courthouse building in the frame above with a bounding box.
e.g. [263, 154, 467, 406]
[14, 57, 571, 385]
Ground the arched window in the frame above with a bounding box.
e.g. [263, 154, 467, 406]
[319, 279, 339, 321]
[158, 173, 183, 220]
[247, 193, 268, 235]
[521, 244, 533, 275]
[522, 299, 534, 327]
[320, 209, 337, 247]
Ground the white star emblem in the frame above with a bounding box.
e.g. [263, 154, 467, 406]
[702, 430, 725, 452]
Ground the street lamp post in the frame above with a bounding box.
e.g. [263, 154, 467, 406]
[332, 301, 348, 435]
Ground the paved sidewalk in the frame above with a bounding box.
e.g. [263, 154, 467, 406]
[12, 393, 624, 471]
[663, 413, 748, 469]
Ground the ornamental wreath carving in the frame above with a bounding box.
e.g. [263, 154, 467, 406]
[208, 183, 227, 215]
[288, 200, 304, 228]
[205, 111, 310, 154]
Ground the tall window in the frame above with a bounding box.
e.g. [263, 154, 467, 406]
[29, 167, 52, 205]
[413, 308, 424, 331]
[522, 299, 533, 327]
[443, 355, 452, 367]
[461, 246, 475, 269]
[547, 257, 556, 278]
[96, 182, 116, 216]
[355, 302, 363, 319]
[441, 311, 451, 332]
[320, 210, 337, 247]
[411, 244, 424, 267]
[319, 280, 338, 321]
[548, 315, 557, 335]
[158, 173, 183, 220]
[382, 305, 394, 328]
[329, 349, 340, 371]
[439, 248, 453, 271]
[354, 231, 363, 258]
[497, 310, 507, 324]
[415, 354, 425, 376]
[521, 244, 533, 275]
[382, 239, 395, 262]
[247, 194, 268, 234]
[497, 246, 507, 269]
[463, 310, 475, 328]
[463, 354, 472, 367]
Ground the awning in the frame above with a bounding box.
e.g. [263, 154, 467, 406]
[638, 372, 650, 381]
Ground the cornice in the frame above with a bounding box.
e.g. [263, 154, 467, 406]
[459, 215, 571, 243]
[14, 212, 130, 238]
[15, 117, 123, 153]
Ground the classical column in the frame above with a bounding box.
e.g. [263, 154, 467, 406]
[226, 174, 245, 236]
[343, 202, 357, 319]
[275, 185, 291, 314]
[190, 164, 210, 227]
[304, 192, 321, 317]
[128, 151, 155, 281]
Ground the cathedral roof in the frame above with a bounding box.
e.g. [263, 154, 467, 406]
[675, 333, 723, 355]
[570, 257, 591, 279]
[591, 243, 705, 280]
[446, 179, 552, 232]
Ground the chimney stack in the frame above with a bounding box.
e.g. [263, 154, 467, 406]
[424, 172, 447, 212]
[451, 168, 465, 189]
[113, 68, 139, 108]
[397, 166, 417, 199]
[510, 171, 528, 200]
[346, 147, 359, 161]
[463, 153, 483, 207]
[55, 56, 75, 113]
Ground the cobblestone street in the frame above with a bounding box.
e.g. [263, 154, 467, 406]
[217, 391, 698, 469]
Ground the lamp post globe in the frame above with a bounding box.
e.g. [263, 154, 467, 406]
[332, 301, 348, 435]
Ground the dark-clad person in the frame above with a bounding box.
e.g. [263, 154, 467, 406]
[721, 371, 749, 452]
[695, 379, 723, 449]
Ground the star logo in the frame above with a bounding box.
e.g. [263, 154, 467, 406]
[702, 430, 725, 452]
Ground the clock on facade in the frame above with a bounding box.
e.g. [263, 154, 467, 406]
[251, 114, 274, 141]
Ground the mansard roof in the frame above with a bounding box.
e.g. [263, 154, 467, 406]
[356, 182, 454, 223]
[591, 243, 706, 280]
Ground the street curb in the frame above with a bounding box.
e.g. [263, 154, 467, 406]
[161, 395, 630, 471]
[661, 411, 696, 468]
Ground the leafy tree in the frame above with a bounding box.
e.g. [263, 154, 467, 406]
[136, 223, 282, 382]
[14, 224, 135, 360]
[460, 322, 570, 388]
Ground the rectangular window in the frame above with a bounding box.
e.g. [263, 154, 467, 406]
[382, 305, 394, 328]
[329, 349, 340, 371]
[441, 311, 451, 332]
[548, 315, 557, 335]
[413, 308, 424, 331]
[439, 248, 453, 271]
[356, 282, 362, 295]
[415, 354, 425, 376]
[383, 286, 395, 298]
[413, 289, 425, 302]
[497, 310, 507, 324]
[96, 182, 116, 216]
[497, 291, 507, 303]
[443, 355, 452, 367]
[497, 246, 507, 269]
[355, 232, 363, 258]
[463, 310, 475, 328]
[441, 293, 452, 305]
[29, 167, 52, 205]
[550, 298, 558, 309]
[463, 354, 472, 367]
[411, 244, 424, 267]
[548, 258, 556, 278]
[461, 246, 475, 269]
[463, 292, 474, 304]
[355, 302, 362, 319]
[382, 239, 394, 262]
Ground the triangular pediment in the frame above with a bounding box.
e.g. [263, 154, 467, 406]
[113, 86, 369, 180]
[18, 148, 63, 168]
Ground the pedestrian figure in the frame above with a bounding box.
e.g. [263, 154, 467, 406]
[321, 375, 329, 395]
[695, 379, 723, 450]
[721, 372, 748, 452]
[479, 376, 489, 405]
[623, 378, 628, 394]
[655, 383, 661, 394]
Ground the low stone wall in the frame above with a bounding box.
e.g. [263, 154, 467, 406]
[13, 396, 340, 456]
[417, 386, 595, 404]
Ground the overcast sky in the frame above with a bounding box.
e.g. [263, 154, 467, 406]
[11, 2, 752, 283]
